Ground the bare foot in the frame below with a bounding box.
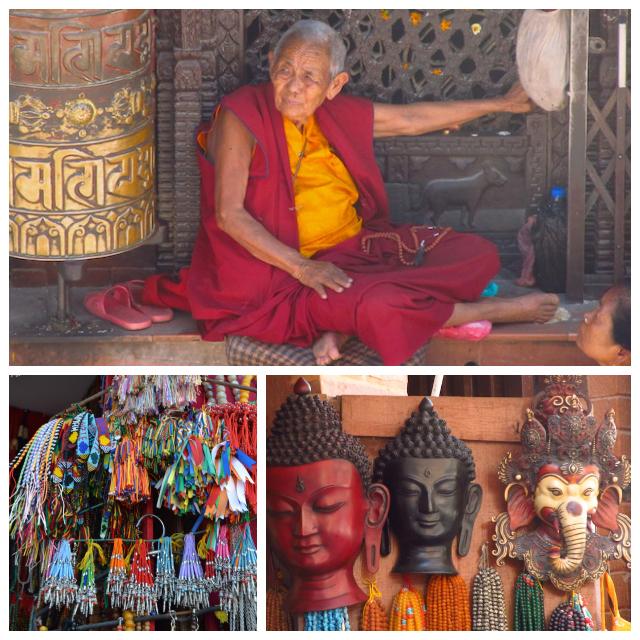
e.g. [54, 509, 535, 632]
[448, 293, 560, 327]
[313, 332, 349, 365]
[501, 292, 560, 323]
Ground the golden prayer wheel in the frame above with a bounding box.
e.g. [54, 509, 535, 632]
[9, 9, 156, 260]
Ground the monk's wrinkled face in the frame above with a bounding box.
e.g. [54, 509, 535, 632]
[533, 464, 600, 525]
[269, 39, 346, 127]
[386, 458, 466, 547]
[577, 289, 629, 365]
[266, 459, 367, 575]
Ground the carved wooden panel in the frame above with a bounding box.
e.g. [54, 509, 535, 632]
[244, 9, 525, 134]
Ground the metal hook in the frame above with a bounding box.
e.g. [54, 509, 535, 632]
[135, 513, 166, 539]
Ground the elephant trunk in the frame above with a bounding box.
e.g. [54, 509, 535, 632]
[550, 501, 588, 575]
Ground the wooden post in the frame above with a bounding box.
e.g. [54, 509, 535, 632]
[614, 16, 628, 283]
[565, 9, 589, 300]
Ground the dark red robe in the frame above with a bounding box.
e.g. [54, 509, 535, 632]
[143, 82, 499, 364]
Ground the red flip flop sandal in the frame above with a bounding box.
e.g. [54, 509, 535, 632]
[120, 279, 174, 323]
[84, 284, 152, 331]
[435, 320, 492, 341]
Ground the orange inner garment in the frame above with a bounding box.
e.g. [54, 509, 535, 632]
[199, 111, 363, 258]
[283, 115, 362, 257]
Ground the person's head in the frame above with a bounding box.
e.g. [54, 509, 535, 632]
[374, 398, 482, 571]
[577, 285, 630, 366]
[269, 20, 349, 126]
[266, 381, 388, 583]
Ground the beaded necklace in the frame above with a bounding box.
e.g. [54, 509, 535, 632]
[548, 593, 594, 631]
[304, 607, 351, 631]
[471, 543, 508, 630]
[389, 577, 426, 630]
[266, 570, 292, 631]
[425, 574, 471, 630]
[513, 572, 545, 630]
[361, 225, 452, 266]
[360, 578, 388, 630]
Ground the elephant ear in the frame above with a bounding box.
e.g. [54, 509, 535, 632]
[506, 484, 536, 530]
[591, 485, 621, 532]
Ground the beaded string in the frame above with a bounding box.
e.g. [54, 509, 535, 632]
[548, 592, 594, 630]
[175, 533, 209, 609]
[360, 578, 388, 630]
[471, 542, 508, 630]
[122, 539, 157, 615]
[389, 576, 426, 630]
[513, 572, 545, 630]
[266, 569, 292, 631]
[360, 225, 452, 266]
[41, 539, 78, 609]
[304, 607, 351, 631]
[155, 536, 177, 611]
[105, 537, 128, 608]
[425, 574, 471, 630]
[74, 541, 105, 617]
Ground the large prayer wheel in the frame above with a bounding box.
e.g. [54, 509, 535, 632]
[9, 9, 156, 259]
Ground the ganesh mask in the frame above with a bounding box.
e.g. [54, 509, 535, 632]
[493, 377, 631, 591]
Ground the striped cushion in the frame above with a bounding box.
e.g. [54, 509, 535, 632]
[224, 335, 427, 366]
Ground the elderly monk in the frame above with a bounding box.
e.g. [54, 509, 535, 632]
[143, 20, 559, 365]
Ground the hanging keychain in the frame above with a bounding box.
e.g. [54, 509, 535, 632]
[156, 536, 177, 611]
[74, 541, 105, 617]
[123, 539, 157, 615]
[105, 538, 128, 608]
[228, 521, 257, 630]
[41, 539, 78, 609]
[176, 533, 209, 609]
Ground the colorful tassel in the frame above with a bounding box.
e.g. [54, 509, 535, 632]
[41, 539, 78, 609]
[176, 533, 209, 609]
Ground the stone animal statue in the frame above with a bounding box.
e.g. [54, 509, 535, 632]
[420, 160, 508, 228]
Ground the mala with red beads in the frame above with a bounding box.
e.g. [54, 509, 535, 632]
[360, 225, 452, 266]
[425, 574, 471, 630]
[360, 578, 388, 630]
[389, 577, 426, 630]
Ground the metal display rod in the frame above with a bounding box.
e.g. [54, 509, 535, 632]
[73, 606, 221, 630]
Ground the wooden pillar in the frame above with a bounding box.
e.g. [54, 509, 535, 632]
[565, 9, 589, 300]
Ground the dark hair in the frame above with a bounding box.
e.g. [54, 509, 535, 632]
[373, 398, 476, 484]
[610, 286, 631, 351]
[267, 392, 371, 488]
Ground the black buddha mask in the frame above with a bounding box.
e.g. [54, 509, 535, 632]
[374, 398, 482, 574]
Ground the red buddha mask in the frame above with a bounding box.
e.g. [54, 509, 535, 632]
[266, 381, 389, 614]
[493, 377, 631, 591]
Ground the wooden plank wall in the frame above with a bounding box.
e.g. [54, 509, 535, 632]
[266, 376, 630, 630]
